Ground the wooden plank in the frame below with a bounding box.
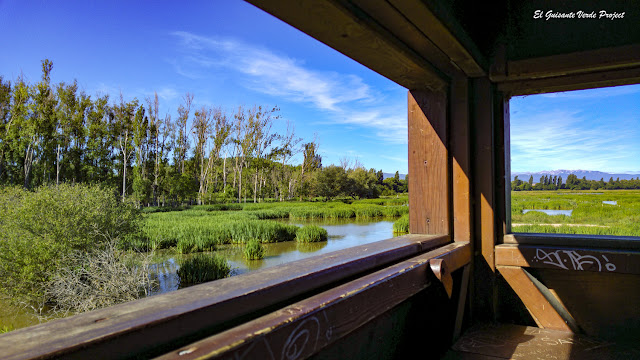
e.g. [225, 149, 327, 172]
[0, 235, 449, 360]
[495, 244, 640, 275]
[451, 75, 471, 243]
[471, 77, 495, 271]
[347, 0, 461, 77]
[470, 77, 496, 322]
[245, 0, 447, 91]
[496, 44, 640, 82]
[532, 269, 640, 343]
[496, 95, 510, 236]
[408, 89, 449, 235]
[452, 323, 639, 360]
[498, 66, 640, 96]
[155, 242, 471, 360]
[504, 233, 640, 250]
[497, 266, 572, 331]
[453, 264, 471, 341]
[389, 0, 487, 77]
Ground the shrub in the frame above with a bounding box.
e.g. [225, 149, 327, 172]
[177, 254, 231, 286]
[0, 184, 141, 306]
[296, 225, 328, 243]
[244, 239, 265, 260]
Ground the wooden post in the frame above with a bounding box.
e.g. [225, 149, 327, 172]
[470, 77, 497, 322]
[451, 75, 472, 243]
[408, 90, 449, 235]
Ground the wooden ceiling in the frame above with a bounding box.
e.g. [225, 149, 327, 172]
[246, 0, 640, 95]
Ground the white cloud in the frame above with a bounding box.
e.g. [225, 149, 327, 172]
[171, 31, 408, 144]
[511, 109, 638, 172]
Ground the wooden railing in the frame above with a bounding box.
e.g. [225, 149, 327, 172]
[0, 234, 470, 360]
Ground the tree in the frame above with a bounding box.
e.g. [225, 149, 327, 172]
[112, 94, 138, 201]
[0, 76, 12, 183]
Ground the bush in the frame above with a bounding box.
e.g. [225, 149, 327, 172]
[177, 254, 231, 286]
[296, 225, 328, 243]
[0, 184, 141, 306]
[244, 239, 265, 260]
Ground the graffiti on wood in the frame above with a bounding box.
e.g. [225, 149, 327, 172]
[532, 249, 617, 272]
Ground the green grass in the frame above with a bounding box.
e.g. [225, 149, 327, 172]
[129, 197, 408, 253]
[393, 214, 410, 234]
[177, 253, 231, 286]
[296, 225, 329, 243]
[244, 239, 265, 260]
[511, 190, 640, 236]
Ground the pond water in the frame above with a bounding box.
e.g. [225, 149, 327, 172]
[522, 209, 573, 216]
[148, 218, 396, 295]
[2, 218, 398, 330]
[602, 200, 618, 205]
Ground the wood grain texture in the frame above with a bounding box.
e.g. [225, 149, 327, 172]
[155, 242, 471, 360]
[495, 244, 640, 275]
[408, 89, 449, 235]
[498, 66, 640, 96]
[0, 235, 448, 360]
[452, 323, 640, 360]
[532, 269, 640, 343]
[451, 75, 472, 243]
[498, 266, 572, 331]
[495, 44, 640, 82]
[504, 233, 640, 250]
[388, 0, 486, 77]
[245, 0, 447, 91]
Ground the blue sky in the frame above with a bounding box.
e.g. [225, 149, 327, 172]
[2, 1, 639, 175]
[511, 85, 640, 173]
[0, 0, 408, 174]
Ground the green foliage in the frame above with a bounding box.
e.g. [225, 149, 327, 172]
[244, 239, 265, 260]
[0, 184, 141, 305]
[177, 254, 231, 286]
[296, 225, 328, 243]
[393, 214, 410, 234]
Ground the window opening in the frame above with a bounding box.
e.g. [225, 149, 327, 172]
[509, 84, 640, 237]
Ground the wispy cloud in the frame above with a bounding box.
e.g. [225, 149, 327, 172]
[170, 31, 407, 144]
[511, 109, 638, 172]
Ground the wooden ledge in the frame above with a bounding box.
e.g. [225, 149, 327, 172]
[0, 234, 448, 360]
[496, 243, 640, 275]
[157, 241, 471, 360]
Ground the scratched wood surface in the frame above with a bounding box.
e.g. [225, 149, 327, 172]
[408, 89, 449, 235]
[155, 242, 471, 360]
[450, 323, 640, 359]
[495, 244, 640, 275]
[0, 235, 448, 360]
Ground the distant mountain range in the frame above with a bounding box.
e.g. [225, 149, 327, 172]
[511, 170, 640, 183]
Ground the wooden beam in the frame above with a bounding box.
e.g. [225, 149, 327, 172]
[156, 242, 471, 360]
[498, 266, 572, 331]
[451, 75, 471, 243]
[0, 235, 449, 360]
[408, 90, 449, 235]
[470, 77, 496, 322]
[245, 0, 447, 91]
[496, 244, 640, 275]
[504, 233, 640, 250]
[389, 0, 486, 77]
[491, 44, 640, 82]
[498, 66, 640, 96]
[347, 0, 461, 77]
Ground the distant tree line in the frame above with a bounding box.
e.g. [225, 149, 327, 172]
[0, 60, 407, 204]
[511, 173, 640, 191]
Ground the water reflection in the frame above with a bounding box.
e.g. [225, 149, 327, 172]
[150, 218, 395, 293]
[522, 209, 573, 216]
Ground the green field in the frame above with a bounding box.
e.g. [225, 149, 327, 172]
[511, 190, 640, 236]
